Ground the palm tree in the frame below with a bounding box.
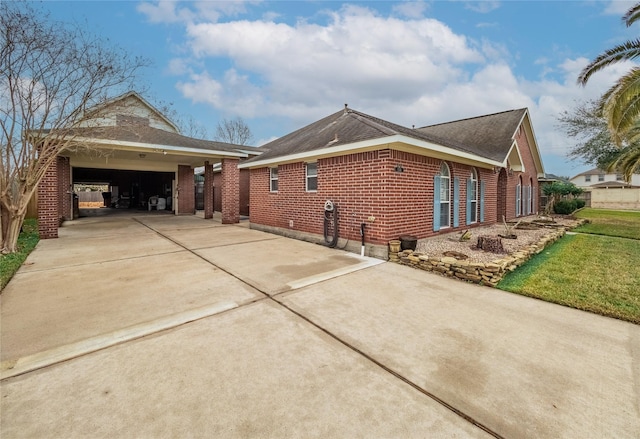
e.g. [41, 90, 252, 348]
[578, 3, 640, 181]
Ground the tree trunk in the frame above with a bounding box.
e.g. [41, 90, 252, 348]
[0, 203, 28, 254]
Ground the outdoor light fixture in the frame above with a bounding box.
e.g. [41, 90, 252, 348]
[394, 164, 404, 173]
[139, 153, 146, 158]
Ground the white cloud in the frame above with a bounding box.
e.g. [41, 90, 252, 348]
[603, 0, 636, 15]
[392, 1, 429, 18]
[162, 3, 631, 176]
[180, 4, 484, 122]
[464, 1, 501, 14]
[138, 0, 258, 24]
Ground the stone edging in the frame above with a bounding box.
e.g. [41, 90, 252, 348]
[388, 219, 587, 287]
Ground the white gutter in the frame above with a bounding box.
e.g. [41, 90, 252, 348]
[71, 136, 248, 158]
[239, 134, 503, 169]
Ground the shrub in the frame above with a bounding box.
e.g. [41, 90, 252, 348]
[575, 199, 586, 209]
[554, 200, 577, 214]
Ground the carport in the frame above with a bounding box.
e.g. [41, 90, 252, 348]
[36, 92, 254, 239]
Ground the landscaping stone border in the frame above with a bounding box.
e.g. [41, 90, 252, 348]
[388, 219, 587, 287]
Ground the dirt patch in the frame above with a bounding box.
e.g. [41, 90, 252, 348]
[414, 215, 578, 264]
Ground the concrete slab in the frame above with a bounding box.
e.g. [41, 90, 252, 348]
[279, 262, 640, 439]
[18, 230, 181, 271]
[159, 224, 280, 250]
[0, 301, 491, 439]
[195, 237, 381, 295]
[136, 214, 228, 231]
[1, 250, 264, 361]
[59, 216, 157, 238]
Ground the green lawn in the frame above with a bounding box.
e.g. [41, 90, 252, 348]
[0, 218, 40, 291]
[574, 208, 640, 240]
[498, 208, 640, 324]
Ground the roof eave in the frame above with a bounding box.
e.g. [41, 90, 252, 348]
[239, 134, 503, 169]
[71, 136, 248, 159]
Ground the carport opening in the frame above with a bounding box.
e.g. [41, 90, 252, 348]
[73, 168, 174, 217]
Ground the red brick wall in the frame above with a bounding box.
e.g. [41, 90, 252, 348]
[239, 169, 250, 216]
[204, 162, 214, 219]
[504, 123, 540, 219]
[213, 169, 248, 215]
[214, 173, 222, 213]
[177, 165, 195, 215]
[249, 149, 503, 245]
[37, 159, 59, 239]
[58, 157, 71, 221]
[221, 158, 239, 224]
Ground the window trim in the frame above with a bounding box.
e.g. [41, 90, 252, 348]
[269, 167, 278, 192]
[585, 175, 591, 182]
[305, 162, 318, 192]
[469, 168, 478, 224]
[439, 162, 451, 229]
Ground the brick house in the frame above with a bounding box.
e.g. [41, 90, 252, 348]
[37, 92, 257, 239]
[239, 106, 544, 259]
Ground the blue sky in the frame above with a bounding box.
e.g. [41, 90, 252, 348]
[46, 0, 638, 177]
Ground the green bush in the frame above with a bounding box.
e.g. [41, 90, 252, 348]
[575, 199, 586, 209]
[554, 200, 577, 214]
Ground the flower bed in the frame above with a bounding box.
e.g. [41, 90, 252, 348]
[388, 217, 586, 287]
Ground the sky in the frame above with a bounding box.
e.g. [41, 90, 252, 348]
[45, 0, 639, 178]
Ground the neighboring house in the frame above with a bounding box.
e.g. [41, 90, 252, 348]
[570, 168, 640, 188]
[37, 91, 256, 239]
[239, 106, 544, 258]
[570, 168, 640, 210]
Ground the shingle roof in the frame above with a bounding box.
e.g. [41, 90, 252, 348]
[58, 125, 254, 155]
[416, 108, 528, 162]
[247, 107, 528, 164]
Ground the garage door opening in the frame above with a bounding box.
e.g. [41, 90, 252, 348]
[73, 168, 175, 217]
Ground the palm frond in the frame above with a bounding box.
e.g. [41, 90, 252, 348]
[601, 68, 640, 143]
[606, 144, 640, 182]
[578, 39, 640, 85]
[623, 2, 640, 27]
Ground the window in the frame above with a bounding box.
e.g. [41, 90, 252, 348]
[585, 175, 591, 182]
[306, 162, 318, 191]
[439, 163, 451, 228]
[467, 169, 478, 224]
[598, 174, 605, 182]
[269, 167, 278, 192]
[616, 174, 623, 181]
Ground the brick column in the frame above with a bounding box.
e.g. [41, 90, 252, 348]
[203, 161, 214, 219]
[177, 165, 195, 215]
[37, 159, 59, 239]
[221, 158, 239, 224]
[58, 157, 72, 221]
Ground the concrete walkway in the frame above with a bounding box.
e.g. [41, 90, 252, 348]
[1, 214, 638, 438]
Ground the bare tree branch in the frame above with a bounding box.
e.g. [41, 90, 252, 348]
[214, 117, 254, 146]
[1, 2, 149, 252]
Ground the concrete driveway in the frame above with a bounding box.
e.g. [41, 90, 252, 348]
[1, 214, 638, 438]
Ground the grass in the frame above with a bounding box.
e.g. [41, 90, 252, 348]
[573, 208, 640, 240]
[498, 208, 640, 324]
[0, 218, 40, 291]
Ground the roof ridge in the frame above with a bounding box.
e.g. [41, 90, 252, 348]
[418, 108, 527, 130]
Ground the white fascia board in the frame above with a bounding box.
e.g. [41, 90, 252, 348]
[506, 141, 525, 172]
[72, 136, 248, 158]
[238, 134, 502, 169]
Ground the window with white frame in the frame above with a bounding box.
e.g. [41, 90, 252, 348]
[616, 174, 623, 181]
[439, 163, 451, 228]
[269, 167, 278, 192]
[468, 168, 478, 223]
[306, 162, 318, 191]
[598, 174, 605, 182]
[585, 175, 591, 182]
